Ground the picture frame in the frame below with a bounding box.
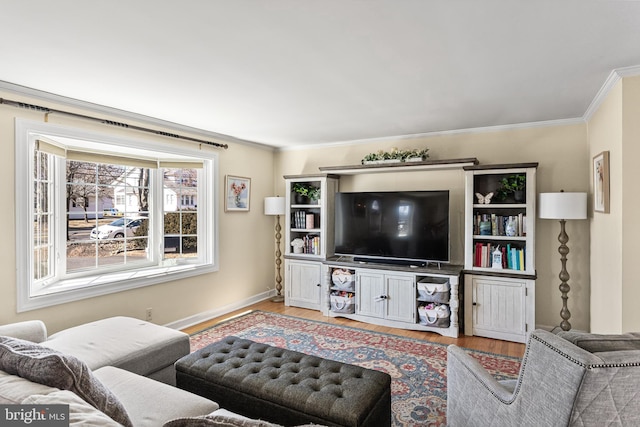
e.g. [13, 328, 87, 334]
[593, 151, 610, 213]
[225, 175, 251, 212]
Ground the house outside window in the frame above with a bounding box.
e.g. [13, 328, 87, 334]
[16, 119, 219, 312]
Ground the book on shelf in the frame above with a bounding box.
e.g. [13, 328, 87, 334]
[473, 242, 525, 271]
[292, 211, 317, 229]
[473, 213, 526, 237]
[302, 235, 320, 255]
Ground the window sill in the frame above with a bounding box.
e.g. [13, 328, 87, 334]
[18, 263, 218, 312]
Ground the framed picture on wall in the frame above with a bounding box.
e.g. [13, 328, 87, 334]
[225, 175, 251, 212]
[593, 151, 610, 213]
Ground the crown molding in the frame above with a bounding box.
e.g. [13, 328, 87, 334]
[281, 64, 640, 152]
[5, 62, 640, 154]
[277, 117, 585, 152]
[583, 65, 640, 122]
[0, 80, 275, 152]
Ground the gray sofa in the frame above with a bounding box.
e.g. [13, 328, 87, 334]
[0, 317, 220, 426]
[0, 317, 318, 427]
[13, 316, 190, 386]
[447, 329, 640, 426]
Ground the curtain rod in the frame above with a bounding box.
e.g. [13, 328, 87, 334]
[0, 97, 229, 149]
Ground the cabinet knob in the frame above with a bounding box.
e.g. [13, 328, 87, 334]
[472, 302, 477, 306]
[316, 283, 321, 287]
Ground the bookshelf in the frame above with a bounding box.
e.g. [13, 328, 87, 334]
[284, 174, 339, 259]
[283, 174, 339, 310]
[463, 163, 537, 343]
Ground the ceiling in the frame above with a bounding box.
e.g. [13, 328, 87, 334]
[2, 1, 640, 148]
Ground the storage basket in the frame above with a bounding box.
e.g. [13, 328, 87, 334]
[417, 278, 450, 303]
[418, 304, 450, 328]
[331, 269, 355, 291]
[330, 293, 355, 314]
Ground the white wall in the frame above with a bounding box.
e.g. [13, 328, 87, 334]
[0, 89, 277, 333]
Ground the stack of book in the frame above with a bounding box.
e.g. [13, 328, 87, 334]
[473, 242, 525, 271]
[473, 213, 526, 236]
[292, 211, 316, 229]
[302, 235, 320, 255]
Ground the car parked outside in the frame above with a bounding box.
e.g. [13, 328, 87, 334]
[103, 208, 120, 216]
[89, 217, 146, 240]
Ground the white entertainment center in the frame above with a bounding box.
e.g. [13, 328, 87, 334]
[283, 159, 537, 342]
[322, 259, 461, 338]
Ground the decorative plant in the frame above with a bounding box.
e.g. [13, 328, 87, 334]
[292, 183, 320, 200]
[496, 175, 526, 200]
[361, 147, 429, 164]
[363, 151, 384, 162]
[406, 147, 430, 160]
[291, 238, 304, 249]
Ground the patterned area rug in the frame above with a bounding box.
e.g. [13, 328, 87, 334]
[189, 310, 521, 427]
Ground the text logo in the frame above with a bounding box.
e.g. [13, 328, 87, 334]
[0, 405, 69, 426]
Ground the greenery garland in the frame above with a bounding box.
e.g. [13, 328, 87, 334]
[362, 147, 429, 164]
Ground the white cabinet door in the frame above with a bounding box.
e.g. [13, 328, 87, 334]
[286, 260, 322, 310]
[356, 271, 415, 323]
[469, 275, 533, 343]
[356, 271, 385, 318]
[385, 275, 416, 323]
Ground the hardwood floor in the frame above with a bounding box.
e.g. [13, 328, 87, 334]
[182, 299, 526, 358]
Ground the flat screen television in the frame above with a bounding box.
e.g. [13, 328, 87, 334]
[334, 190, 450, 266]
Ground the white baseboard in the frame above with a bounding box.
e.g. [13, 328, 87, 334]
[163, 289, 275, 331]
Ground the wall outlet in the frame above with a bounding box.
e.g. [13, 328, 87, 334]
[145, 308, 153, 321]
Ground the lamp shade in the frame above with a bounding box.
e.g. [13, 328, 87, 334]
[539, 192, 587, 220]
[264, 196, 285, 216]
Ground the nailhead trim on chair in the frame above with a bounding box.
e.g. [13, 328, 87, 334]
[460, 332, 640, 407]
[532, 333, 640, 369]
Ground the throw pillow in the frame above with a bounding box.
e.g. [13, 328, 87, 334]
[0, 336, 132, 427]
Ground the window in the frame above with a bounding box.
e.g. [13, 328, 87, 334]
[16, 119, 219, 312]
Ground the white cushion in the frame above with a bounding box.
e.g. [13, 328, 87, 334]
[94, 366, 218, 427]
[0, 370, 58, 404]
[23, 390, 121, 426]
[43, 316, 189, 382]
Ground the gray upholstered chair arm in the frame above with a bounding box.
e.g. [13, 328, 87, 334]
[447, 345, 515, 402]
[447, 330, 601, 427]
[0, 320, 47, 343]
[448, 329, 640, 427]
[558, 330, 640, 352]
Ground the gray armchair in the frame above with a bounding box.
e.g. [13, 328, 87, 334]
[447, 329, 640, 426]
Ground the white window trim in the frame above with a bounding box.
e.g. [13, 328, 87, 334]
[15, 119, 219, 312]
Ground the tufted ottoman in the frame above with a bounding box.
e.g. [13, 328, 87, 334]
[175, 336, 391, 427]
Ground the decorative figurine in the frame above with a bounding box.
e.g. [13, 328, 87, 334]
[506, 217, 517, 237]
[475, 192, 494, 204]
[492, 245, 503, 269]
